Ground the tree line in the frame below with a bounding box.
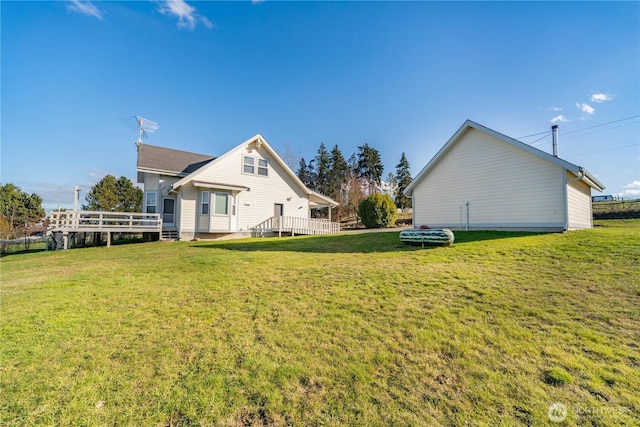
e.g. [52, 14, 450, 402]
[295, 143, 411, 221]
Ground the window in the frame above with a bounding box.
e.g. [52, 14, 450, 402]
[243, 156, 255, 174]
[201, 191, 210, 215]
[258, 159, 269, 176]
[243, 155, 269, 176]
[214, 192, 229, 215]
[145, 192, 157, 213]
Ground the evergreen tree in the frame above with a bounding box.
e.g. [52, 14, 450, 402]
[83, 175, 142, 212]
[344, 154, 365, 222]
[0, 183, 45, 239]
[394, 152, 412, 210]
[356, 143, 384, 194]
[314, 143, 331, 195]
[328, 145, 348, 200]
[296, 157, 314, 189]
[116, 176, 143, 212]
[328, 145, 349, 219]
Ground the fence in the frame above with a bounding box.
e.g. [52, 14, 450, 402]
[1, 236, 47, 255]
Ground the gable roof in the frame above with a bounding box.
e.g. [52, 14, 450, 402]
[137, 143, 216, 176]
[171, 134, 339, 207]
[404, 120, 605, 195]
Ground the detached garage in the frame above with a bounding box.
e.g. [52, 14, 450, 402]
[404, 120, 605, 232]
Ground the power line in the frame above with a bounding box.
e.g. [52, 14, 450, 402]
[565, 143, 638, 159]
[519, 130, 552, 139]
[520, 114, 640, 142]
[562, 120, 640, 141]
[561, 114, 640, 136]
[529, 132, 552, 145]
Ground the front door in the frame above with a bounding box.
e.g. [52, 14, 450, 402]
[163, 198, 175, 226]
[274, 203, 284, 218]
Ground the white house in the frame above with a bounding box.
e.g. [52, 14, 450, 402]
[137, 134, 339, 240]
[404, 120, 605, 232]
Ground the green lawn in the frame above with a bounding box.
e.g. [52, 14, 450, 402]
[1, 220, 639, 426]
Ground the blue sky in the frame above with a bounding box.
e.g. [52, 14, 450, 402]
[2, 1, 639, 210]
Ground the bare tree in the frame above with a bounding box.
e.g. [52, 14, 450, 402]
[282, 143, 302, 172]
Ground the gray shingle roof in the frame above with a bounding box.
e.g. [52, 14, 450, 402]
[137, 143, 216, 176]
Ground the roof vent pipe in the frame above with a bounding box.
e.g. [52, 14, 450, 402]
[551, 124, 559, 157]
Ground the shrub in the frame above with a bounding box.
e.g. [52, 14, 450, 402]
[358, 193, 398, 228]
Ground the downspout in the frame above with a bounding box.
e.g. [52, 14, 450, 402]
[562, 171, 569, 232]
[410, 194, 415, 227]
[568, 167, 586, 183]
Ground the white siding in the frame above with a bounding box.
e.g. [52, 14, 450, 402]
[143, 173, 160, 213]
[412, 128, 566, 231]
[567, 172, 593, 229]
[210, 214, 230, 230]
[184, 142, 310, 230]
[180, 183, 198, 234]
[144, 173, 160, 193]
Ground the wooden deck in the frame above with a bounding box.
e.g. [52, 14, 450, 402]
[47, 211, 162, 249]
[252, 216, 340, 237]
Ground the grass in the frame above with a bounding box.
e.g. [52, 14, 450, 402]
[544, 368, 575, 386]
[0, 241, 46, 256]
[1, 219, 639, 426]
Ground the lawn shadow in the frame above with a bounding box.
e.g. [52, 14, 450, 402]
[0, 248, 46, 258]
[192, 230, 546, 254]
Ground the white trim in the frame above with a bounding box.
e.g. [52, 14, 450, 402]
[193, 181, 249, 192]
[421, 222, 566, 231]
[562, 172, 569, 232]
[258, 158, 269, 176]
[138, 167, 190, 177]
[242, 155, 255, 175]
[213, 192, 230, 216]
[309, 190, 339, 207]
[405, 120, 605, 195]
[145, 191, 157, 214]
[201, 190, 210, 215]
[241, 155, 269, 177]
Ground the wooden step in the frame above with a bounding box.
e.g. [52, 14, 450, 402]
[161, 230, 179, 241]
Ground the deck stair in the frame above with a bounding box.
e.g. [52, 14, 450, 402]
[162, 230, 179, 241]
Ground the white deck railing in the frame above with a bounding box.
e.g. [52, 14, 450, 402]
[252, 216, 340, 236]
[48, 211, 162, 232]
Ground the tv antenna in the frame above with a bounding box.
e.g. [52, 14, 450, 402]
[120, 115, 159, 145]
